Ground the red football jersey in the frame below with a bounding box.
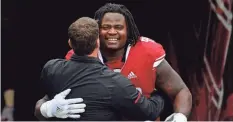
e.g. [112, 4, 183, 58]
[65, 49, 74, 60]
[65, 36, 166, 97]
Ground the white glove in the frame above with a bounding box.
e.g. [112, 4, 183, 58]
[40, 89, 86, 119]
[164, 113, 187, 122]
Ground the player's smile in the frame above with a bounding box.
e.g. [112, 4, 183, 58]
[106, 37, 120, 43]
[104, 38, 120, 47]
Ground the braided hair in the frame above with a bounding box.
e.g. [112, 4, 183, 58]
[94, 3, 140, 45]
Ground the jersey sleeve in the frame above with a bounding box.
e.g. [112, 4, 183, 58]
[141, 37, 166, 67]
[65, 49, 74, 60]
[111, 74, 164, 120]
[151, 43, 166, 67]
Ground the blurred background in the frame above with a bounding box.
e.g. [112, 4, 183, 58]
[1, 0, 232, 121]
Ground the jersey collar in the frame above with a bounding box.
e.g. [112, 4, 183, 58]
[98, 44, 131, 64]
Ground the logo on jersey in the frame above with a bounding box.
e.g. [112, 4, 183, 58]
[127, 71, 137, 79]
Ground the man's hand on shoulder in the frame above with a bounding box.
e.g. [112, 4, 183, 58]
[40, 89, 86, 119]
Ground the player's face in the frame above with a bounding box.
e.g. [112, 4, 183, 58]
[100, 13, 127, 50]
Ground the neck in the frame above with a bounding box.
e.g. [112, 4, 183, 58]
[101, 48, 125, 62]
[88, 49, 98, 58]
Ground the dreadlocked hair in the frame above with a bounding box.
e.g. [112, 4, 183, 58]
[94, 3, 140, 46]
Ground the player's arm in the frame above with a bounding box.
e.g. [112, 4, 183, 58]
[34, 95, 50, 120]
[35, 60, 86, 120]
[155, 60, 192, 119]
[34, 91, 86, 120]
[111, 75, 164, 121]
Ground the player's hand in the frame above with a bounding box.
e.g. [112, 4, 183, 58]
[40, 89, 86, 119]
[164, 113, 187, 122]
[1, 106, 14, 121]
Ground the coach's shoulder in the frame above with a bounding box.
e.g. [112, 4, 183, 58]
[99, 67, 128, 86]
[43, 58, 65, 69]
[111, 72, 132, 88]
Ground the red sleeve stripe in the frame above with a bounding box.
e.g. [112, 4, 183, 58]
[155, 54, 166, 61]
[134, 92, 141, 104]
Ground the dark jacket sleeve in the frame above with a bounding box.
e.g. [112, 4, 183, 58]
[111, 74, 164, 121]
[40, 59, 57, 99]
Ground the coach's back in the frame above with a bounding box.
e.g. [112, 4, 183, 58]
[42, 54, 124, 121]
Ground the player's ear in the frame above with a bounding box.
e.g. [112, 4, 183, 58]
[68, 39, 72, 48]
[95, 19, 100, 25]
[95, 19, 99, 23]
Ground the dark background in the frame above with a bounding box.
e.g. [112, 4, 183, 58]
[2, 0, 232, 120]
